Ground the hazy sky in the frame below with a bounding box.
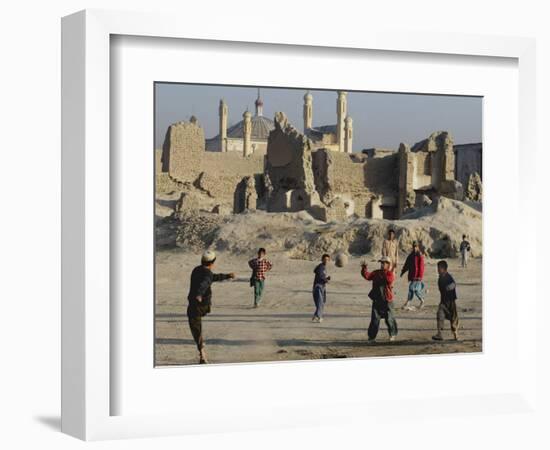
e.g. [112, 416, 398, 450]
[155, 83, 482, 150]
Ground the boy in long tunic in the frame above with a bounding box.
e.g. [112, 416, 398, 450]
[187, 250, 235, 364]
[432, 260, 459, 341]
[312, 254, 331, 323]
[248, 247, 273, 308]
[361, 256, 398, 342]
[382, 229, 399, 273]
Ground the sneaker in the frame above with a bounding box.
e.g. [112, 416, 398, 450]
[432, 333, 443, 341]
[402, 302, 411, 310]
[199, 349, 208, 364]
[318, 317, 324, 323]
[389, 336, 396, 342]
[418, 300, 425, 309]
[367, 337, 376, 344]
[452, 331, 459, 341]
[312, 316, 319, 323]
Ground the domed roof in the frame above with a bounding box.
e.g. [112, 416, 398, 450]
[225, 115, 275, 140]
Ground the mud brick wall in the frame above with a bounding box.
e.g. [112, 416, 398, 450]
[161, 121, 205, 183]
[198, 152, 264, 201]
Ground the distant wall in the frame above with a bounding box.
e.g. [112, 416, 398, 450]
[155, 148, 163, 174]
[412, 152, 432, 189]
[455, 143, 482, 187]
[161, 121, 204, 183]
[312, 150, 399, 218]
[197, 152, 264, 201]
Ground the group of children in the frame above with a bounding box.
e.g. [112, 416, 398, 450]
[184, 230, 470, 364]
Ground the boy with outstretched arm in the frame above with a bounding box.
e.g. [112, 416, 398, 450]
[361, 256, 398, 342]
[187, 250, 235, 364]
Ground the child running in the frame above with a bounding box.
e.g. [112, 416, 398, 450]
[400, 241, 426, 310]
[432, 260, 459, 341]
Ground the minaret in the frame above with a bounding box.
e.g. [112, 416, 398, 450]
[336, 91, 347, 152]
[254, 88, 264, 117]
[243, 110, 252, 157]
[303, 91, 313, 131]
[219, 99, 228, 152]
[344, 116, 353, 154]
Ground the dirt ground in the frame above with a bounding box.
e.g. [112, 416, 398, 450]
[155, 251, 482, 366]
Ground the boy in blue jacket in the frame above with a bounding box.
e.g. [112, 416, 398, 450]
[312, 254, 331, 323]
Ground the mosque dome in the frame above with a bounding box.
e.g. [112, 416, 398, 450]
[226, 115, 275, 140]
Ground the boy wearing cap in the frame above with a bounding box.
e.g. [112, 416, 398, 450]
[400, 241, 426, 310]
[187, 250, 235, 364]
[361, 256, 398, 342]
[248, 248, 273, 308]
[432, 260, 459, 341]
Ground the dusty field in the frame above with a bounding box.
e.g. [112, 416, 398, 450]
[155, 251, 482, 366]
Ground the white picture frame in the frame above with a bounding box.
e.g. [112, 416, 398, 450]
[61, 9, 537, 441]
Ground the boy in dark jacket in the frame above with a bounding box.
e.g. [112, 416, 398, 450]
[432, 260, 459, 341]
[361, 256, 398, 342]
[187, 250, 235, 364]
[400, 241, 426, 310]
[312, 254, 331, 323]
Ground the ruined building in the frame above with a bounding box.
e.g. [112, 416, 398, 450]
[158, 92, 482, 222]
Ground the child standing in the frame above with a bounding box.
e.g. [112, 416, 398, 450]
[361, 256, 398, 342]
[312, 254, 331, 323]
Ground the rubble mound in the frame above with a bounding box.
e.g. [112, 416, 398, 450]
[158, 197, 481, 259]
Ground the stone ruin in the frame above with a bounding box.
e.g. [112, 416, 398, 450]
[465, 172, 483, 202]
[398, 131, 464, 216]
[157, 116, 482, 223]
[161, 121, 204, 184]
[233, 176, 258, 213]
[264, 112, 321, 213]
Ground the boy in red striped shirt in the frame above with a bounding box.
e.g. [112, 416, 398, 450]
[248, 248, 273, 308]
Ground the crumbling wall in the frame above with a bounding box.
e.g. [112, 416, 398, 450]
[155, 148, 163, 174]
[398, 143, 415, 216]
[233, 176, 258, 213]
[311, 149, 397, 219]
[161, 121, 204, 183]
[364, 154, 398, 192]
[455, 143, 482, 187]
[265, 112, 320, 212]
[398, 131, 463, 217]
[465, 172, 483, 202]
[412, 152, 432, 189]
[197, 152, 264, 202]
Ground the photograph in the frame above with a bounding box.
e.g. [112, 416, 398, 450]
[154, 83, 483, 366]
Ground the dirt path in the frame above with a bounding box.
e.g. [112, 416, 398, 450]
[155, 251, 482, 366]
